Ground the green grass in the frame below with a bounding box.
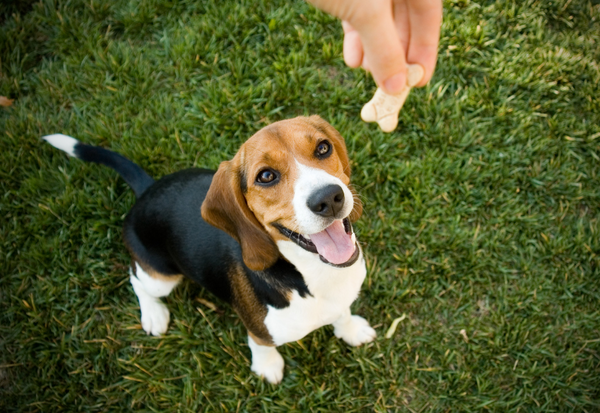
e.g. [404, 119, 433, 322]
[1, 0, 600, 411]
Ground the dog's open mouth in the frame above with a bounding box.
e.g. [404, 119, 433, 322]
[274, 218, 360, 267]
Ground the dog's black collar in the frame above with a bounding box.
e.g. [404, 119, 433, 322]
[273, 218, 359, 267]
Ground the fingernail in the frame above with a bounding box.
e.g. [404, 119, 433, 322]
[383, 73, 406, 95]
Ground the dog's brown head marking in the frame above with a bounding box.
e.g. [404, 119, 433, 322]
[201, 115, 361, 270]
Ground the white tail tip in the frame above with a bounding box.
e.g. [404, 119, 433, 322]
[43, 134, 79, 157]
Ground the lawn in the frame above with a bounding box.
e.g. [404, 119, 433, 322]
[1, 0, 600, 411]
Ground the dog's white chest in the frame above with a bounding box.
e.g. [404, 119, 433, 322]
[264, 241, 367, 346]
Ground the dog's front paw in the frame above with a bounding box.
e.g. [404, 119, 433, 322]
[251, 349, 285, 384]
[334, 315, 376, 347]
[139, 298, 170, 336]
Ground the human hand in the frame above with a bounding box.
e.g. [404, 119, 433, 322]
[307, 0, 442, 94]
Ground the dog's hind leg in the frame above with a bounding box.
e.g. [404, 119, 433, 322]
[129, 262, 182, 336]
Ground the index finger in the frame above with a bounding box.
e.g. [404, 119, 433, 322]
[352, 3, 408, 94]
[405, 0, 442, 86]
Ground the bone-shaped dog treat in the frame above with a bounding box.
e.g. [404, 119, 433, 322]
[361, 64, 425, 132]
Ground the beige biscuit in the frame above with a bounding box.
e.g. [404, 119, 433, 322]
[361, 64, 424, 133]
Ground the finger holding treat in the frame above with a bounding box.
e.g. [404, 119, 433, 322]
[306, 0, 442, 132]
[361, 63, 424, 132]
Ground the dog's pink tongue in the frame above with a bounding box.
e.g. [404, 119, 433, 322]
[309, 220, 355, 264]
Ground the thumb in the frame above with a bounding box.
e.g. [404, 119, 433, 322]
[351, 9, 407, 94]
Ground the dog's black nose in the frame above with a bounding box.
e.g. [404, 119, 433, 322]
[307, 184, 345, 217]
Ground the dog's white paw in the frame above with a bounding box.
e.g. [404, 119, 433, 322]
[251, 348, 285, 384]
[334, 315, 377, 347]
[130, 274, 170, 336]
[139, 298, 170, 336]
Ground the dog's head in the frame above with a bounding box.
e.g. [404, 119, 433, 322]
[201, 116, 362, 271]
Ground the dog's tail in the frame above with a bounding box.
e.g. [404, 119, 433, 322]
[43, 134, 155, 197]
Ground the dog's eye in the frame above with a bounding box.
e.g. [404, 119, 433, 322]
[256, 169, 278, 185]
[315, 140, 331, 158]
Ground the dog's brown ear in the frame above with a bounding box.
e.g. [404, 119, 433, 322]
[201, 159, 279, 271]
[308, 115, 362, 221]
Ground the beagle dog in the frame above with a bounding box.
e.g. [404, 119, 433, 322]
[43, 116, 376, 384]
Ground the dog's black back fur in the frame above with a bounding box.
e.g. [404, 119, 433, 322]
[46, 136, 311, 309]
[123, 168, 310, 307]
